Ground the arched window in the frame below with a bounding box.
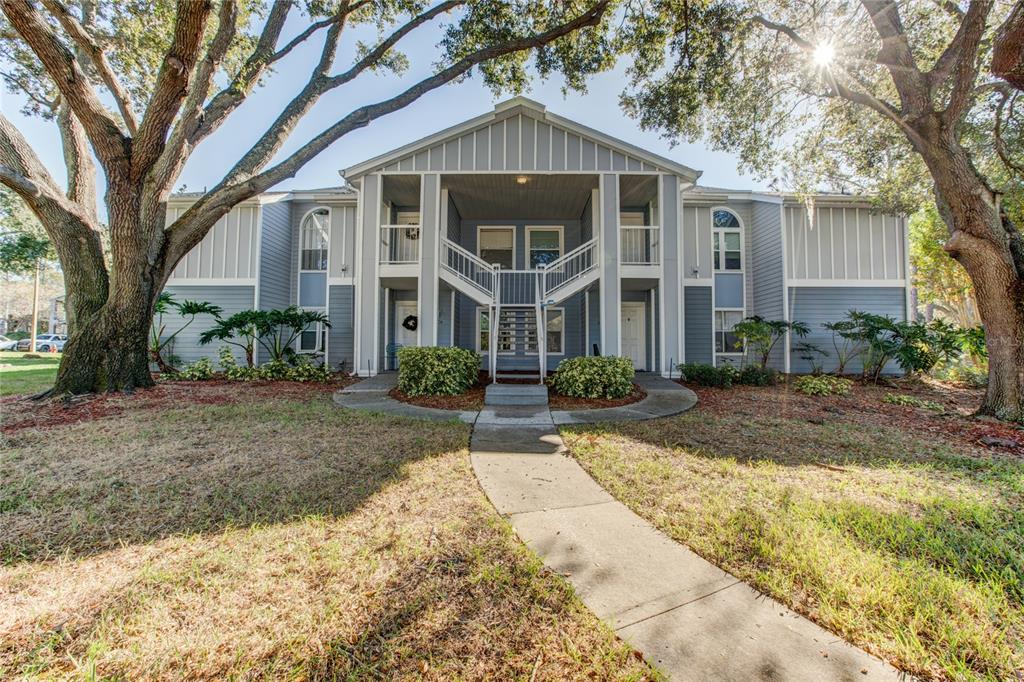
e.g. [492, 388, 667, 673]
[300, 208, 330, 271]
[712, 208, 742, 271]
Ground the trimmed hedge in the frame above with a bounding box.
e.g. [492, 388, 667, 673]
[678, 362, 736, 387]
[397, 346, 480, 396]
[549, 356, 634, 399]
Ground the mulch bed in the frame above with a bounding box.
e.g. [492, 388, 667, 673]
[0, 376, 358, 435]
[389, 384, 487, 410]
[681, 377, 1023, 456]
[547, 383, 647, 410]
[389, 381, 648, 411]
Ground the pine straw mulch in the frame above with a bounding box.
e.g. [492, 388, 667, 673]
[684, 377, 1023, 456]
[0, 376, 358, 435]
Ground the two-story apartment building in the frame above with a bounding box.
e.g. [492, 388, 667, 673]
[164, 97, 910, 377]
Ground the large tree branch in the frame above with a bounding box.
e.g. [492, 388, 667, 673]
[168, 0, 610, 263]
[859, 0, 930, 114]
[0, 0, 128, 171]
[56, 101, 97, 221]
[131, 0, 212, 182]
[152, 0, 238, 196]
[930, 0, 992, 91]
[992, 0, 1024, 90]
[943, 0, 992, 120]
[187, 0, 296, 147]
[40, 0, 138, 134]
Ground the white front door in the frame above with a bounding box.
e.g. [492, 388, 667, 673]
[394, 301, 418, 348]
[621, 303, 646, 371]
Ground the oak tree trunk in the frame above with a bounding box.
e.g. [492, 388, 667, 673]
[919, 121, 1024, 422]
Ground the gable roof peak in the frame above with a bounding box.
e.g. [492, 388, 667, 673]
[494, 96, 546, 113]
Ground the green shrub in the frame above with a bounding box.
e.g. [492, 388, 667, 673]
[287, 356, 333, 383]
[793, 375, 852, 396]
[172, 357, 215, 381]
[883, 393, 944, 411]
[397, 346, 479, 396]
[736, 365, 780, 386]
[218, 347, 257, 380]
[549, 356, 635, 399]
[678, 362, 737, 388]
[256, 359, 293, 381]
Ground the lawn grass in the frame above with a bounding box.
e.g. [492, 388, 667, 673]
[563, 383, 1023, 682]
[0, 352, 60, 397]
[1, 392, 656, 680]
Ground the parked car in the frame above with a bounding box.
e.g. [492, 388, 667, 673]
[0, 335, 17, 351]
[15, 334, 67, 352]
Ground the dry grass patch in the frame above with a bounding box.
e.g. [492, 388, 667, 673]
[564, 383, 1023, 682]
[1, 396, 655, 680]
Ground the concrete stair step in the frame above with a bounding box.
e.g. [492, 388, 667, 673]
[485, 383, 549, 406]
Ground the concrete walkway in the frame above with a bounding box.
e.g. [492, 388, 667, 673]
[470, 419, 904, 681]
[333, 373, 697, 425]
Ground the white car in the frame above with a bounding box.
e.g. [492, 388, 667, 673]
[0, 335, 17, 351]
[16, 334, 67, 352]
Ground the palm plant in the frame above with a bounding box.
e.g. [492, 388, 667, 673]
[732, 315, 810, 368]
[149, 294, 221, 374]
[199, 310, 266, 368]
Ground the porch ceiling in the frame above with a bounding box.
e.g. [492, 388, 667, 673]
[444, 173, 596, 220]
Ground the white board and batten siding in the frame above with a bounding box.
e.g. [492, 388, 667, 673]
[784, 205, 906, 284]
[166, 204, 261, 283]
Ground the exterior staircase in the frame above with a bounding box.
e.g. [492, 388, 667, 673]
[438, 236, 600, 383]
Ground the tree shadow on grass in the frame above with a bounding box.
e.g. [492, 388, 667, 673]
[0, 398, 470, 565]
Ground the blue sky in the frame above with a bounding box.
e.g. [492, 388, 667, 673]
[1, 11, 772, 198]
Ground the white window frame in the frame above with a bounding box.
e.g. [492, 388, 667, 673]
[296, 206, 331, 355]
[525, 225, 564, 269]
[475, 307, 514, 354]
[711, 207, 744, 273]
[525, 307, 565, 356]
[714, 309, 745, 356]
[477, 226, 516, 268]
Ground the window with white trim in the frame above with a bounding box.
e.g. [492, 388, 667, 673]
[297, 207, 330, 354]
[545, 308, 564, 354]
[712, 209, 742, 271]
[527, 226, 563, 268]
[300, 208, 330, 271]
[714, 310, 743, 354]
[478, 227, 514, 269]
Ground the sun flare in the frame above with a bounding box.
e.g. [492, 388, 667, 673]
[813, 42, 835, 67]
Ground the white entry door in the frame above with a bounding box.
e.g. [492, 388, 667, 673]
[620, 303, 647, 371]
[394, 301, 418, 348]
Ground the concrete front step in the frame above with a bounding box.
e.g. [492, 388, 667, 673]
[485, 382, 549, 406]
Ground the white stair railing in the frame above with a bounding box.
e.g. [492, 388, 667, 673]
[440, 238, 495, 299]
[541, 238, 599, 301]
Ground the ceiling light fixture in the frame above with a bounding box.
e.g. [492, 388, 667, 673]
[515, 175, 529, 185]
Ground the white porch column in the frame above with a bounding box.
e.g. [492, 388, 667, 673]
[354, 174, 381, 375]
[417, 173, 441, 345]
[659, 174, 682, 374]
[599, 173, 621, 356]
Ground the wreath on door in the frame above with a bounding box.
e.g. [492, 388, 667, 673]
[404, 226, 420, 240]
[402, 315, 418, 331]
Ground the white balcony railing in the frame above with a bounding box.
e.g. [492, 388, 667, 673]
[440, 238, 495, 297]
[542, 238, 599, 299]
[380, 225, 421, 264]
[620, 226, 660, 265]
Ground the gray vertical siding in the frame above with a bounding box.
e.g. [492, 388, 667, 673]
[327, 285, 354, 372]
[788, 286, 907, 374]
[258, 202, 292, 312]
[160, 285, 256, 365]
[438, 285, 454, 347]
[599, 173, 621, 355]
[682, 204, 713, 280]
[328, 204, 357, 279]
[750, 200, 786, 369]
[684, 286, 713, 365]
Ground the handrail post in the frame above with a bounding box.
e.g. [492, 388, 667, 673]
[536, 265, 546, 385]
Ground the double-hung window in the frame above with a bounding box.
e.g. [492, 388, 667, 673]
[712, 209, 742, 271]
[714, 310, 743, 354]
[527, 227, 563, 268]
[478, 227, 514, 269]
[545, 309, 564, 354]
[298, 208, 330, 353]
